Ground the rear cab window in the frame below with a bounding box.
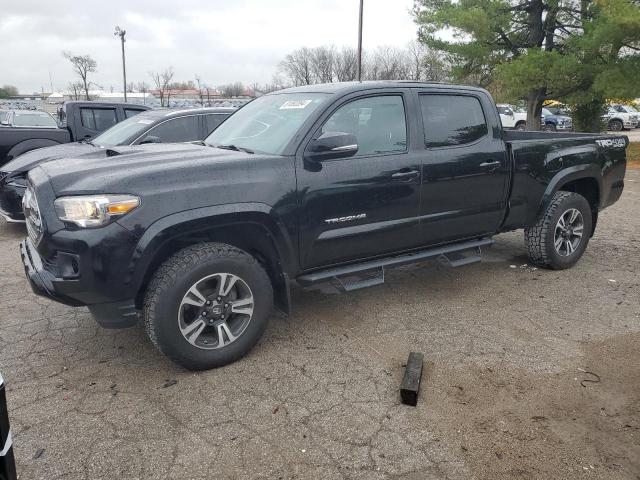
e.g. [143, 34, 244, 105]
[80, 107, 118, 131]
[419, 94, 488, 148]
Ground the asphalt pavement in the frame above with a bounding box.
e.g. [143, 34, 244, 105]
[0, 169, 638, 479]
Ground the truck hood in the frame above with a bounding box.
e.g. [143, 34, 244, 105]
[1, 142, 98, 173]
[34, 143, 262, 196]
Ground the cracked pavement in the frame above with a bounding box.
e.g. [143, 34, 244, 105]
[0, 168, 639, 479]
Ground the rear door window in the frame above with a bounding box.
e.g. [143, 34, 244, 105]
[80, 108, 118, 131]
[204, 114, 228, 135]
[140, 115, 200, 143]
[419, 95, 488, 148]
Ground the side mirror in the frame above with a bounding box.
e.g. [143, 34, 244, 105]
[139, 135, 161, 145]
[306, 131, 358, 161]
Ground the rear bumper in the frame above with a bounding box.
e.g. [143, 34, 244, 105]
[20, 238, 138, 328]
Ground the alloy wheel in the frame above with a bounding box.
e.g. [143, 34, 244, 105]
[554, 208, 584, 257]
[178, 273, 254, 350]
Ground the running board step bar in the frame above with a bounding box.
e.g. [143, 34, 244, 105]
[298, 238, 494, 290]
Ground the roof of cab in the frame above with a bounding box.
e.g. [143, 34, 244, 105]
[270, 80, 487, 96]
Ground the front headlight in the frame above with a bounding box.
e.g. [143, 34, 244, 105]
[54, 194, 140, 228]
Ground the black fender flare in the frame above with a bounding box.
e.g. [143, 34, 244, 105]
[126, 203, 297, 312]
[538, 164, 603, 217]
[6, 138, 65, 161]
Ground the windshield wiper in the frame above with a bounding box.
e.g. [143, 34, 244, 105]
[215, 144, 254, 154]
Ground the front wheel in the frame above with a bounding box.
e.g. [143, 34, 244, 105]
[543, 123, 556, 132]
[144, 243, 273, 370]
[608, 119, 624, 131]
[524, 192, 592, 270]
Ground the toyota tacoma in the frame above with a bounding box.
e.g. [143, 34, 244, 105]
[18, 82, 627, 370]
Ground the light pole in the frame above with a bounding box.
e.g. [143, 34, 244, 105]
[114, 26, 127, 102]
[357, 0, 364, 81]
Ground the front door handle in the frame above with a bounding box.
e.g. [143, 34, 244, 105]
[391, 169, 419, 180]
[479, 161, 501, 168]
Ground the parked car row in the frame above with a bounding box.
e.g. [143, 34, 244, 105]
[0, 106, 236, 222]
[498, 102, 639, 132]
[1, 102, 151, 168]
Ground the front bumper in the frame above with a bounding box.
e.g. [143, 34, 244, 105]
[20, 237, 139, 328]
[556, 123, 573, 131]
[20, 238, 84, 307]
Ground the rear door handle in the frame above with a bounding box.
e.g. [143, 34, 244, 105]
[479, 161, 501, 168]
[391, 169, 419, 180]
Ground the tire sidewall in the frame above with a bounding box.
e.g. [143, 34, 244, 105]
[150, 254, 272, 369]
[544, 194, 592, 269]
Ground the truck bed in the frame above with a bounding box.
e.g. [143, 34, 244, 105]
[502, 130, 627, 230]
[0, 127, 71, 167]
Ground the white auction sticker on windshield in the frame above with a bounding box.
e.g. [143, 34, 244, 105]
[279, 100, 313, 110]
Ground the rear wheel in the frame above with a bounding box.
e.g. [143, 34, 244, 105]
[144, 243, 273, 370]
[515, 122, 526, 131]
[524, 192, 592, 270]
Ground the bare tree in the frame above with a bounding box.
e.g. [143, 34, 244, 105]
[310, 46, 335, 83]
[150, 67, 175, 107]
[333, 47, 358, 82]
[136, 81, 149, 104]
[67, 81, 84, 101]
[279, 47, 314, 86]
[219, 82, 245, 98]
[366, 46, 411, 80]
[63, 52, 97, 100]
[126, 82, 135, 93]
[195, 75, 204, 106]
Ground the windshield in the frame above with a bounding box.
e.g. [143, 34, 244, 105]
[92, 114, 156, 147]
[13, 111, 58, 127]
[205, 93, 328, 155]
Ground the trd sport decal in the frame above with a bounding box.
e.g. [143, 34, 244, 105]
[324, 213, 367, 224]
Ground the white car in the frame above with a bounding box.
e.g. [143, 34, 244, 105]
[603, 105, 638, 131]
[497, 104, 527, 130]
[498, 104, 544, 130]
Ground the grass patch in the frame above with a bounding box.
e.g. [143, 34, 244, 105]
[628, 142, 640, 169]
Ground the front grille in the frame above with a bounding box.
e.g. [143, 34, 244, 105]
[23, 185, 42, 244]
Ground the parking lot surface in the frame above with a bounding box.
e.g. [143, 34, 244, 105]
[0, 169, 638, 480]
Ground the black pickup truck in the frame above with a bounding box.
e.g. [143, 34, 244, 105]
[19, 81, 627, 370]
[0, 102, 149, 168]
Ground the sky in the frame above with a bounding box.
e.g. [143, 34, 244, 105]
[1, 0, 419, 94]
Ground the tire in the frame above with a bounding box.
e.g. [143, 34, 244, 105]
[608, 119, 623, 131]
[543, 123, 556, 132]
[144, 242, 273, 370]
[524, 192, 592, 270]
[515, 122, 526, 131]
